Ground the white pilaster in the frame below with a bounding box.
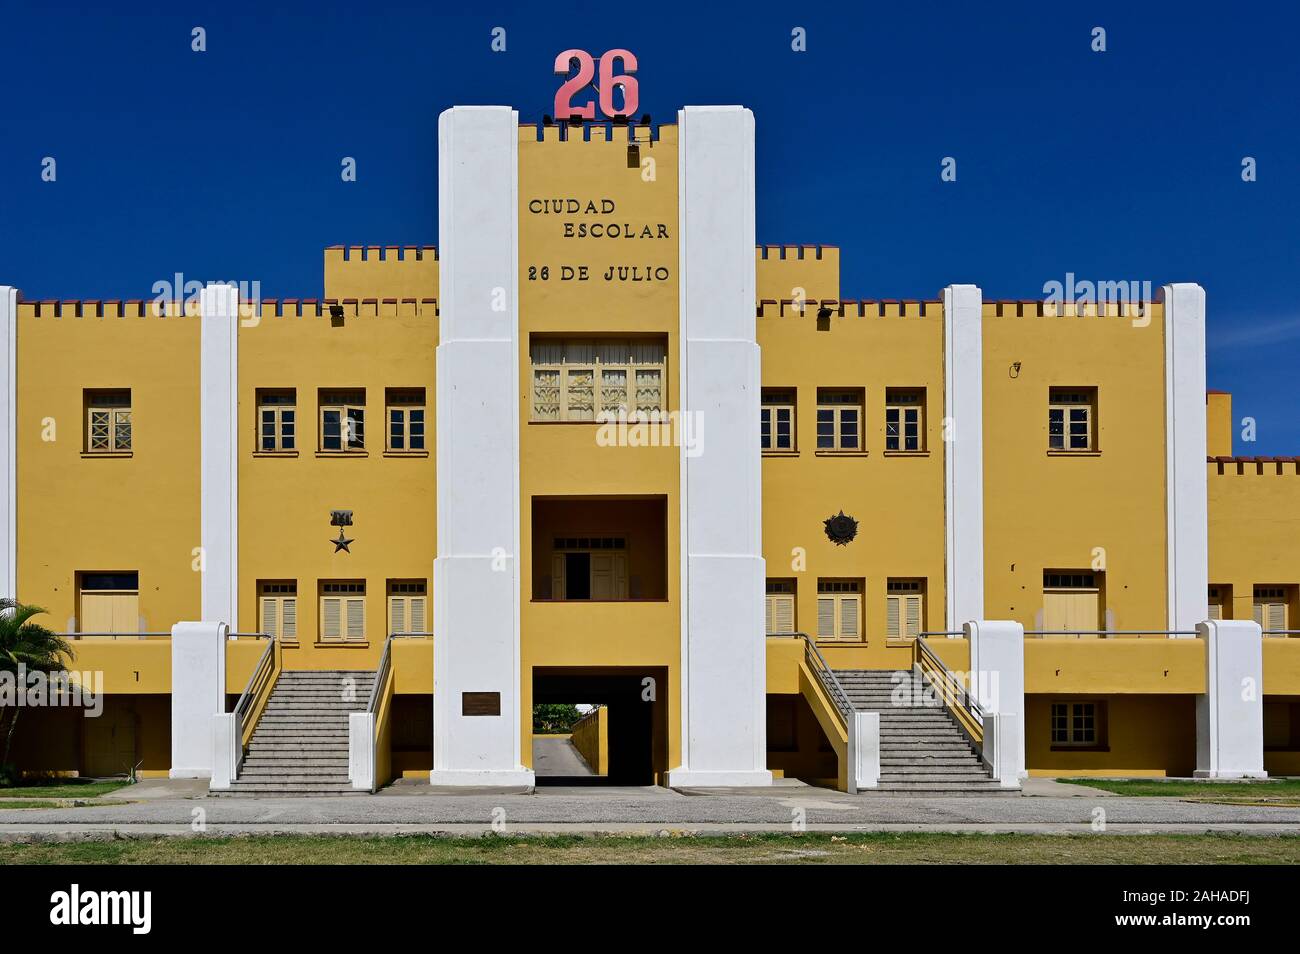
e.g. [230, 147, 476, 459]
[667, 106, 771, 788]
[430, 106, 532, 788]
[966, 619, 1025, 784]
[0, 286, 16, 600]
[1195, 619, 1266, 778]
[169, 620, 228, 779]
[1164, 284, 1208, 633]
[942, 285, 984, 630]
[200, 284, 238, 625]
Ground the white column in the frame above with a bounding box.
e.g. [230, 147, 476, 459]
[200, 284, 238, 625]
[849, 711, 880, 792]
[668, 106, 772, 788]
[942, 285, 984, 629]
[1164, 284, 1208, 634]
[169, 620, 228, 779]
[966, 619, 1024, 784]
[430, 106, 532, 788]
[0, 286, 16, 600]
[1195, 619, 1266, 778]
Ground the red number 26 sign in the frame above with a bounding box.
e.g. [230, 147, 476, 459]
[553, 49, 639, 121]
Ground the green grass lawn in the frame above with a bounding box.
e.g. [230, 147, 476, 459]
[1060, 777, 1300, 805]
[1, 832, 1298, 865]
[0, 779, 132, 800]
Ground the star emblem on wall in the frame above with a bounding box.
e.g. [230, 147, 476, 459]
[823, 510, 858, 546]
[331, 527, 354, 553]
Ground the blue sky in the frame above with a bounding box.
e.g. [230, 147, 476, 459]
[1, 1, 1297, 451]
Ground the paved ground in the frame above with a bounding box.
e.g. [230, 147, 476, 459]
[532, 736, 596, 777]
[2, 777, 1300, 838]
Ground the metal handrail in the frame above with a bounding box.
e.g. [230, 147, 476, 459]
[915, 635, 985, 727]
[1024, 630, 1197, 638]
[68, 631, 170, 640]
[768, 631, 854, 727]
[233, 634, 276, 723]
[919, 631, 963, 637]
[366, 635, 395, 715]
[1263, 630, 1300, 636]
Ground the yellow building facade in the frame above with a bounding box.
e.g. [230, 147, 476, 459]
[2, 105, 1298, 792]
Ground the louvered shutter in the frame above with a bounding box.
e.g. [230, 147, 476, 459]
[817, 597, 835, 639]
[905, 595, 922, 638]
[261, 597, 278, 639]
[839, 595, 860, 639]
[410, 597, 426, 633]
[771, 595, 795, 634]
[281, 598, 297, 640]
[1253, 602, 1265, 626]
[1208, 601, 1222, 620]
[764, 596, 775, 634]
[886, 596, 901, 638]
[1267, 602, 1286, 632]
[346, 597, 365, 640]
[390, 596, 406, 635]
[322, 597, 342, 640]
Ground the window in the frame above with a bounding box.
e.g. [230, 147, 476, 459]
[1208, 585, 1227, 620]
[320, 581, 366, 642]
[320, 390, 365, 452]
[386, 388, 426, 452]
[886, 579, 925, 639]
[1043, 572, 1102, 633]
[765, 579, 796, 634]
[817, 579, 862, 641]
[1051, 701, 1104, 747]
[257, 390, 296, 452]
[885, 389, 925, 452]
[761, 389, 796, 452]
[258, 581, 297, 642]
[388, 580, 428, 635]
[1049, 388, 1096, 451]
[78, 571, 139, 634]
[1254, 586, 1291, 633]
[550, 537, 628, 600]
[816, 389, 863, 452]
[530, 338, 666, 422]
[84, 390, 132, 454]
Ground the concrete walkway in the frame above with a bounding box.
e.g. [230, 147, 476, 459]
[532, 736, 596, 777]
[1, 778, 1299, 838]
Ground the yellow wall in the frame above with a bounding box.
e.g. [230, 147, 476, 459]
[1207, 392, 1233, 458]
[759, 300, 946, 669]
[324, 246, 438, 301]
[16, 303, 201, 632]
[983, 301, 1169, 632]
[1026, 694, 1196, 777]
[236, 300, 437, 668]
[516, 125, 682, 774]
[1209, 459, 1300, 629]
[571, 706, 609, 775]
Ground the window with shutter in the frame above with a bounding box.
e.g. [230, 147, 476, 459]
[320, 581, 365, 642]
[78, 571, 140, 634]
[387, 580, 428, 635]
[816, 579, 864, 641]
[765, 579, 796, 634]
[258, 581, 298, 641]
[886, 579, 926, 639]
[1253, 586, 1291, 634]
[1043, 571, 1103, 633]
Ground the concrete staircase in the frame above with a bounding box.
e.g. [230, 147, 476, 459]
[217, 670, 374, 797]
[834, 669, 1013, 795]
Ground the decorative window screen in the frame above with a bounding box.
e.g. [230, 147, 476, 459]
[530, 338, 666, 421]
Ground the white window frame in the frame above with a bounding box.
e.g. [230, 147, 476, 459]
[816, 389, 863, 452]
[320, 390, 365, 452]
[386, 389, 426, 452]
[1049, 389, 1095, 452]
[257, 391, 296, 452]
[85, 391, 132, 454]
[761, 390, 796, 452]
[885, 389, 924, 452]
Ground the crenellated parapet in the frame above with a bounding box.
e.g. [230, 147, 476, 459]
[323, 245, 439, 301]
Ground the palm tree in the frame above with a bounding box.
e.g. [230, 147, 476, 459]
[0, 599, 73, 779]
